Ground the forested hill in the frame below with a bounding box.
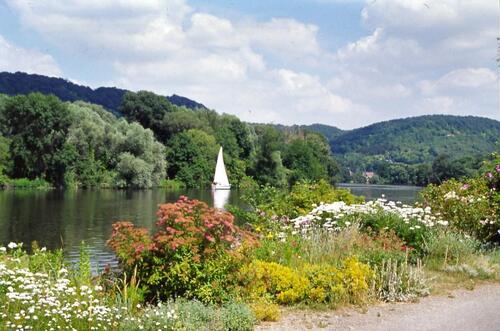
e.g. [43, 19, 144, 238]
[0, 71, 206, 112]
[329, 115, 500, 163]
[321, 115, 500, 185]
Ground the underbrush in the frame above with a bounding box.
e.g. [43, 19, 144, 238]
[1, 177, 52, 189]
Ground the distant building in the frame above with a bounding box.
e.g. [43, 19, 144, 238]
[363, 171, 375, 183]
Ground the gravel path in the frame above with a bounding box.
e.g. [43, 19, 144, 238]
[256, 284, 500, 331]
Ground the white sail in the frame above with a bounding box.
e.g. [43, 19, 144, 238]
[213, 147, 231, 190]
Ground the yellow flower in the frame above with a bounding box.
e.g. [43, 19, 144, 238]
[266, 233, 274, 239]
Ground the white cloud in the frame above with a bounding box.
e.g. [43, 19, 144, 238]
[4, 0, 499, 128]
[0, 35, 61, 76]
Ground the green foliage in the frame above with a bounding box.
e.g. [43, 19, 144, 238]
[424, 231, 481, 268]
[5, 177, 52, 189]
[327, 115, 500, 185]
[67, 102, 166, 188]
[236, 180, 362, 232]
[160, 178, 187, 189]
[107, 197, 253, 303]
[251, 126, 287, 187]
[166, 129, 218, 188]
[120, 299, 255, 331]
[420, 173, 499, 241]
[119, 90, 177, 141]
[2, 93, 72, 186]
[115, 152, 155, 188]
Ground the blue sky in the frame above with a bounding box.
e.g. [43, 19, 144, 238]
[0, 0, 498, 129]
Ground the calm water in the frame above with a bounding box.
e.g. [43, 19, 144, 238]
[337, 183, 422, 204]
[0, 184, 420, 269]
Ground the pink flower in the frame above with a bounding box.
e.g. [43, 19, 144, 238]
[486, 172, 493, 179]
[460, 184, 469, 191]
[496, 165, 500, 172]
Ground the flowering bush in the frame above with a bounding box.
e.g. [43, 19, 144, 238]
[288, 198, 447, 254]
[0, 243, 122, 331]
[107, 196, 254, 303]
[233, 180, 363, 236]
[421, 176, 499, 241]
[238, 257, 372, 306]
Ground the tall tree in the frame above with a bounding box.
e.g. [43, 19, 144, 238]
[2, 93, 72, 186]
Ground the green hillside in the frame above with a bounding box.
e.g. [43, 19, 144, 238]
[0, 71, 206, 112]
[330, 115, 499, 163]
[323, 115, 500, 185]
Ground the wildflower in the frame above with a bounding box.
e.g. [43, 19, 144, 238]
[486, 172, 493, 179]
[40, 247, 47, 252]
[7, 242, 17, 249]
[496, 165, 500, 172]
[460, 184, 469, 191]
[0, 247, 6, 253]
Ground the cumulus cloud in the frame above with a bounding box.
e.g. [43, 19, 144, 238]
[4, 0, 498, 128]
[0, 35, 61, 76]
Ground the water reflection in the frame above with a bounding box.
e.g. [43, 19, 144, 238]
[212, 189, 231, 210]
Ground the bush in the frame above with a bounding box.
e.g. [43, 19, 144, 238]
[421, 176, 499, 241]
[5, 177, 52, 189]
[234, 180, 363, 234]
[108, 196, 254, 303]
[238, 257, 373, 306]
[249, 299, 281, 321]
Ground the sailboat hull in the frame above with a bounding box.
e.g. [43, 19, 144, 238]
[212, 184, 231, 190]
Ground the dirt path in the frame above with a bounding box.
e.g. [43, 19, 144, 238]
[256, 284, 500, 331]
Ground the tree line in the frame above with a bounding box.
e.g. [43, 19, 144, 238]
[0, 92, 338, 189]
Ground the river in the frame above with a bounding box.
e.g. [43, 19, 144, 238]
[0, 184, 421, 270]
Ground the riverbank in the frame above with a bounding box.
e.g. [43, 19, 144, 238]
[256, 282, 500, 331]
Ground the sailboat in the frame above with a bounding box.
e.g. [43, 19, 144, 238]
[212, 147, 231, 190]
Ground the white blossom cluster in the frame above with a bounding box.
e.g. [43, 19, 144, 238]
[289, 198, 449, 234]
[0, 244, 122, 331]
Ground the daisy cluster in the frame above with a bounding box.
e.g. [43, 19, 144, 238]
[0, 243, 122, 331]
[289, 198, 448, 234]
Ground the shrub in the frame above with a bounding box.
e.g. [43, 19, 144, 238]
[249, 299, 281, 321]
[235, 180, 362, 234]
[239, 260, 310, 304]
[5, 177, 52, 189]
[420, 158, 499, 242]
[108, 196, 254, 303]
[219, 301, 256, 331]
[238, 257, 373, 306]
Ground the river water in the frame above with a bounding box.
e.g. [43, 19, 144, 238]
[0, 184, 421, 269]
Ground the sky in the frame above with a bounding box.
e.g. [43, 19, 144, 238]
[0, 0, 498, 129]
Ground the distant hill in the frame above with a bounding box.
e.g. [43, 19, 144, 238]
[328, 115, 500, 164]
[1, 71, 498, 185]
[0, 71, 206, 112]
